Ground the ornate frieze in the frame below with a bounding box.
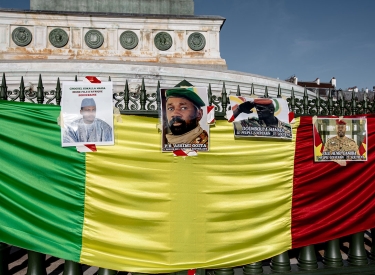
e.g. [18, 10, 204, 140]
[1, 10, 226, 68]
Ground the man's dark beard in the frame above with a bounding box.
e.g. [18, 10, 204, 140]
[168, 117, 198, 135]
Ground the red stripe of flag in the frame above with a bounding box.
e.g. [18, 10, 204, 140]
[292, 115, 375, 248]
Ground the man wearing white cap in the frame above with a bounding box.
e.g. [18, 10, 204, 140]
[63, 98, 112, 143]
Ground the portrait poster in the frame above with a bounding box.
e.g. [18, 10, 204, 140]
[313, 117, 367, 162]
[160, 87, 209, 152]
[229, 96, 292, 140]
[61, 81, 114, 147]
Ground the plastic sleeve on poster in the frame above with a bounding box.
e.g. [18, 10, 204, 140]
[57, 112, 64, 128]
[113, 107, 123, 123]
[312, 115, 317, 125]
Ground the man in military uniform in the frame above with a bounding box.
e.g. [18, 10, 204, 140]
[164, 88, 208, 150]
[232, 98, 292, 138]
[322, 120, 359, 160]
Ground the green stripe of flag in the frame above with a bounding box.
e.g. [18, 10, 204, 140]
[0, 101, 86, 261]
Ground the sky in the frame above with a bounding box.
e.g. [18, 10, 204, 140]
[1, 0, 374, 90]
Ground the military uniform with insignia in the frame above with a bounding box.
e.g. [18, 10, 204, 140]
[322, 119, 360, 160]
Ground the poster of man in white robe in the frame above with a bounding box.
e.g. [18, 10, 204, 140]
[61, 81, 114, 147]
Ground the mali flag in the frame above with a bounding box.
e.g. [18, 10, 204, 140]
[1, 101, 375, 273]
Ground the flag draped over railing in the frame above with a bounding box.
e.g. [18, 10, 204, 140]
[0, 100, 374, 273]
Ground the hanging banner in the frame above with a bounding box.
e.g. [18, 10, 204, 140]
[229, 96, 292, 140]
[61, 81, 114, 147]
[313, 117, 367, 161]
[160, 87, 209, 152]
[2, 101, 375, 273]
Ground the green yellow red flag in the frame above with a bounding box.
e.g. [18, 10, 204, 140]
[1, 101, 375, 272]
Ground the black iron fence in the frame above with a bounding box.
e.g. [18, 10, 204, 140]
[1, 73, 375, 117]
[0, 73, 375, 275]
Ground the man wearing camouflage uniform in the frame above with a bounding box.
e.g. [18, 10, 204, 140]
[232, 98, 292, 138]
[323, 120, 359, 159]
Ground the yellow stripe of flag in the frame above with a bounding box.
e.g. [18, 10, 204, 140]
[81, 116, 299, 272]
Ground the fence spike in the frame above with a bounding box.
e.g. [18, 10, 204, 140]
[315, 89, 321, 115]
[236, 85, 241, 96]
[19, 76, 26, 102]
[327, 88, 333, 115]
[156, 80, 161, 111]
[221, 82, 227, 112]
[0, 73, 7, 100]
[338, 89, 345, 115]
[37, 74, 44, 104]
[108, 76, 111, 81]
[75, 75, 78, 82]
[264, 86, 269, 98]
[290, 87, 296, 114]
[56, 78, 62, 106]
[208, 83, 212, 106]
[277, 84, 282, 98]
[250, 83, 255, 96]
[363, 90, 368, 114]
[303, 86, 309, 114]
[140, 78, 146, 110]
[124, 80, 129, 110]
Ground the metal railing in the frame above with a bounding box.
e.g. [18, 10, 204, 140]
[1, 73, 375, 117]
[0, 73, 375, 275]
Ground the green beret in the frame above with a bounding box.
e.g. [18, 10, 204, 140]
[166, 88, 205, 107]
